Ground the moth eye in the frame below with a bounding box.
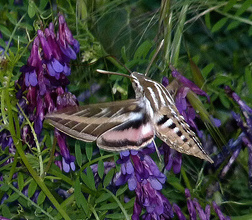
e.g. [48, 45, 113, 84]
[132, 81, 138, 87]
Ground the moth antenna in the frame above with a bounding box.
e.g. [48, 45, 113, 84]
[105, 55, 132, 75]
[153, 141, 162, 162]
[96, 69, 132, 79]
[145, 39, 164, 76]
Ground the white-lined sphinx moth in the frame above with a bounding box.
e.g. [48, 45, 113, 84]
[45, 69, 213, 163]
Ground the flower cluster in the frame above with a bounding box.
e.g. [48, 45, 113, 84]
[224, 86, 252, 182]
[14, 14, 79, 172]
[114, 143, 174, 219]
[184, 189, 230, 220]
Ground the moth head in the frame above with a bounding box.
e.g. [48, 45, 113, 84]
[131, 72, 145, 98]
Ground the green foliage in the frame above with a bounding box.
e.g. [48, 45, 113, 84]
[0, 0, 252, 219]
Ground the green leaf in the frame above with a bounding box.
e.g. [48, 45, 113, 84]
[18, 22, 34, 31]
[219, 93, 231, 109]
[18, 172, 24, 191]
[116, 185, 128, 197]
[235, 0, 252, 16]
[86, 166, 96, 191]
[5, 192, 19, 203]
[28, 1, 36, 18]
[202, 63, 214, 78]
[121, 46, 128, 63]
[0, 25, 11, 37]
[212, 18, 228, 32]
[249, 25, 252, 36]
[245, 66, 252, 95]
[28, 179, 37, 198]
[210, 75, 232, 87]
[133, 40, 152, 60]
[223, 0, 236, 12]
[98, 160, 105, 179]
[37, 191, 46, 205]
[85, 142, 93, 161]
[97, 202, 119, 210]
[95, 193, 111, 203]
[227, 20, 240, 31]
[1, 204, 11, 218]
[189, 58, 205, 88]
[205, 13, 211, 29]
[74, 177, 88, 215]
[103, 168, 115, 187]
[6, 12, 17, 25]
[39, 0, 49, 10]
[0, 183, 9, 192]
[105, 213, 125, 219]
[123, 197, 135, 209]
[167, 176, 184, 192]
[0, 38, 6, 48]
[81, 171, 95, 191]
[75, 141, 82, 167]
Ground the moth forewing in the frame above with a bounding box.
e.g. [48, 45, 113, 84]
[45, 99, 155, 151]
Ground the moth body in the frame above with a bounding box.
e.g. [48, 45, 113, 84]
[45, 71, 213, 163]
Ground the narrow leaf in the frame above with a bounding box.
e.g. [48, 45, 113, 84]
[28, 179, 37, 198]
[85, 142, 93, 161]
[0, 25, 11, 37]
[223, 0, 236, 12]
[95, 193, 112, 203]
[189, 58, 206, 89]
[75, 141, 82, 167]
[106, 213, 125, 219]
[28, 2, 36, 18]
[74, 177, 88, 215]
[116, 185, 128, 197]
[227, 21, 240, 31]
[80, 172, 96, 191]
[18, 172, 24, 191]
[39, 0, 49, 10]
[245, 66, 252, 95]
[235, 0, 252, 16]
[98, 160, 105, 179]
[133, 40, 152, 60]
[202, 63, 214, 78]
[1, 204, 11, 218]
[86, 166, 96, 191]
[37, 191, 46, 205]
[5, 193, 20, 203]
[205, 13, 211, 29]
[6, 12, 17, 25]
[97, 202, 119, 210]
[0, 183, 10, 192]
[103, 168, 115, 187]
[212, 18, 228, 32]
[219, 93, 231, 109]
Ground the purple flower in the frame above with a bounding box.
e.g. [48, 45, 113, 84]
[162, 143, 182, 174]
[173, 203, 186, 220]
[212, 201, 230, 220]
[115, 142, 173, 219]
[185, 189, 197, 220]
[55, 129, 75, 173]
[225, 86, 252, 182]
[0, 217, 11, 220]
[171, 67, 210, 102]
[185, 189, 230, 220]
[15, 14, 80, 172]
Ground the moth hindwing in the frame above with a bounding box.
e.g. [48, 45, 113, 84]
[45, 71, 213, 163]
